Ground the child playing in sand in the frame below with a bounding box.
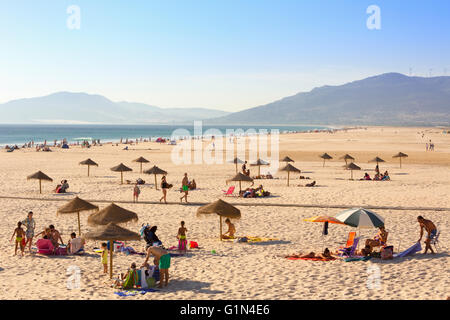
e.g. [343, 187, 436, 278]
[11, 222, 26, 256]
[177, 221, 188, 252]
[101, 243, 108, 274]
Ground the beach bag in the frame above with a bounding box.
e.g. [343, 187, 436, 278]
[381, 246, 393, 260]
[189, 241, 198, 249]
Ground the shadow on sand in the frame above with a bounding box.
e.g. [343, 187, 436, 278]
[164, 279, 225, 294]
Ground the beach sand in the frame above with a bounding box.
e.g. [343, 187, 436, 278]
[0, 126, 448, 300]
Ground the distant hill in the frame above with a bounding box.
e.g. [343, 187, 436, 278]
[207, 73, 450, 126]
[0, 92, 230, 124]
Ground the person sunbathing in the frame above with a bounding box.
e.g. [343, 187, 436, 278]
[288, 248, 335, 260]
[222, 218, 236, 239]
[365, 226, 388, 250]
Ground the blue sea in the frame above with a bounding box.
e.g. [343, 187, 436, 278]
[0, 124, 329, 146]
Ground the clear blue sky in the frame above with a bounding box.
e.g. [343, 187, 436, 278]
[1, 0, 449, 111]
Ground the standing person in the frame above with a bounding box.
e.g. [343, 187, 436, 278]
[22, 211, 36, 253]
[133, 183, 140, 203]
[426, 142, 429, 151]
[242, 161, 247, 174]
[10, 222, 26, 256]
[160, 176, 170, 204]
[417, 216, 438, 254]
[141, 246, 171, 288]
[180, 173, 189, 203]
[177, 221, 188, 253]
[101, 242, 108, 274]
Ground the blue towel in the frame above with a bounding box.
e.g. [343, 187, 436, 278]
[344, 256, 371, 262]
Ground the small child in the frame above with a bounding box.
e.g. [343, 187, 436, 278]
[177, 221, 188, 252]
[101, 242, 108, 274]
[133, 184, 140, 203]
[10, 221, 25, 256]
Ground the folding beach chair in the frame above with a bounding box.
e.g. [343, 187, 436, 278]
[222, 186, 235, 197]
[339, 237, 360, 258]
[340, 232, 356, 249]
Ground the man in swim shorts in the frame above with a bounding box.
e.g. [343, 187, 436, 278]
[180, 173, 189, 203]
[417, 216, 437, 254]
[142, 246, 171, 288]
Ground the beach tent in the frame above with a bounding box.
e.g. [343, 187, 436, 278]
[280, 163, 301, 186]
[87, 203, 138, 226]
[228, 157, 244, 174]
[250, 159, 270, 177]
[79, 158, 98, 177]
[197, 199, 241, 241]
[334, 208, 385, 229]
[345, 162, 361, 180]
[319, 153, 333, 167]
[85, 223, 140, 279]
[110, 163, 132, 184]
[340, 154, 355, 165]
[227, 172, 254, 193]
[393, 152, 408, 168]
[144, 165, 168, 190]
[133, 156, 150, 173]
[27, 171, 53, 194]
[57, 197, 99, 236]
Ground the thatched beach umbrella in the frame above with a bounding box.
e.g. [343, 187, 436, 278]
[57, 197, 99, 236]
[84, 223, 140, 279]
[280, 156, 295, 164]
[197, 199, 241, 240]
[110, 163, 132, 184]
[144, 165, 168, 190]
[27, 171, 53, 194]
[369, 156, 385, 166]
[133, 156, 150, 173]
[227, 172, 254, 193]
[319, 153, 333, 167]
[393, 152, 408, 168]
[250, 159, 270, 176]
[346, 162, 361, 180]
[229, 157, 244, 173]
[340, 154, 355, 165]
[87, 203, 138, 226]
[280, 163, 301, 186]
[79, 158, 98, 177]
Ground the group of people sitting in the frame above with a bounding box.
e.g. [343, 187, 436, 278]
[239, 185, 270, 198]
[55, 180, 69, 193]
[35, 225, 85, 255]
[252, 173, 274, 180]
[362, 171, 390, 181]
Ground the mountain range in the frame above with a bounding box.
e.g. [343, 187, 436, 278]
[1, 73, 449, 126]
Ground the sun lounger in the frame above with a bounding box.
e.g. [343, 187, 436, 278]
[222, 186, 235, 196]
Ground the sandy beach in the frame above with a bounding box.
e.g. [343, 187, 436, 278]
[0, 126, 448, 300]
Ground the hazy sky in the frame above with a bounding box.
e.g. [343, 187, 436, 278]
[1, 0, 449, 111]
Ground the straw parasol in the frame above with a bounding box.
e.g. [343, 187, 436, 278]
[197, 199, 241, 240]
[228, 157, 244, 173]
[369, 156, 385, 166]
[280, 156, 295, 164]
[340, 154, 355, 165]
[133, 156, 150, 173]
[27, 171, 53, 194]
[393, 152, 408, 168]
[346, 162, 361, 180]
[144, 165, 168, 190]
[79, 158, 98, 177]
[110, 163, 132, 184]
[227, 172, 254, 193]
[84, 223, 140, 279]
[319, 153, 333, 167]
[250, 159, 270, 176]
[57, 197, 99, 236]
[280, 163, 301, 186]
[87, 203, 138, 226]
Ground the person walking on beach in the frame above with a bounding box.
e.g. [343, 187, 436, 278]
[133, 183, 140, 203]
[180, 173, 189, 203]
[10, 222, 26, 256]
[22, 211, 36, 253]
[417, 216, 437, 254]
[141, 246, 171, 288]
[160, 176, 170, 204]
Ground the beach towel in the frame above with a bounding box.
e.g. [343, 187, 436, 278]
[344, 256, 372, 262]
[393, 242, 422, 258]
[246, 236, 280, 242]
[122, 269, 139, 290]
[286, 256, 335, 261]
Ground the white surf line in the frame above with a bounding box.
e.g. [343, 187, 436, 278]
[0, 195, 448, 211]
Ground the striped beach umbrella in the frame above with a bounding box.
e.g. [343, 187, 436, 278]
[334, 208, 384, 229]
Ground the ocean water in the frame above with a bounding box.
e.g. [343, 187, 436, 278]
[0, 124, 329, 146]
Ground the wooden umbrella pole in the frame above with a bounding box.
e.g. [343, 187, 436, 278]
[140, 163, 142, 174]
[39, 180, 42, 194]
[287, 171, 290, 186]
[258, 166, 261, 177]
[77, 212, 81, 236]
[154, 174, 158, 190]
[120, 172, 123, 184]
[400, 157, 402, 168]
[88, 165, 90, 177]
[239, 181, 242, 193]
[235, 162, 238, 173]
[109, 240, 113, 279]
[219, 216, 223, 241]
